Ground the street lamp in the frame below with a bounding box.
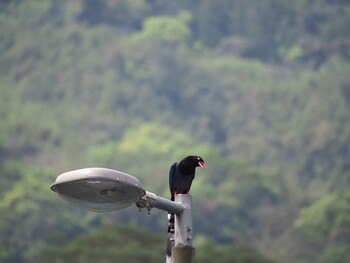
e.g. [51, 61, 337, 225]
[51, 167, 195, 263]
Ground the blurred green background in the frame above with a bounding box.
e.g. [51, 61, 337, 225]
[1, 0, 350, 262]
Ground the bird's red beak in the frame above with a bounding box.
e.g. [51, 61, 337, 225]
[198, 161, 205, 168]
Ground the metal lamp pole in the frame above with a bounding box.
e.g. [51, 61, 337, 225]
[136, 192, 195, 263]
[172, 194, 195, 263]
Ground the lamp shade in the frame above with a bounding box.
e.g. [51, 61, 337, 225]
[51, 168, 146, 212]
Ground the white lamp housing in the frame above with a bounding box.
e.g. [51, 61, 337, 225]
[51, 168, 146, 212]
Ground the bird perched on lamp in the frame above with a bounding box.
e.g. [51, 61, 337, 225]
[166, 155, 205, 258]
[169, 155, 205, 201]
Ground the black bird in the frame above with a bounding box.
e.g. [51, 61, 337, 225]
[169, 155, 205, 201]
[166, 155, 205, 258]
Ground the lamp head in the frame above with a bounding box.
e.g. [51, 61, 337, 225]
[51, 168, 146, 212]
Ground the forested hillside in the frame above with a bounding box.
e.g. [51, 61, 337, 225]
[1, 1, 350, 263]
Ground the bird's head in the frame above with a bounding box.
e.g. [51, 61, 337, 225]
[181, 155, 206, 168]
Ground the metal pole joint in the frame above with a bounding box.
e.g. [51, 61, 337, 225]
[136, 191, 185, 214]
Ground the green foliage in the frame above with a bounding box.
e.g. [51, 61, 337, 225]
[321, 244, 350, 263]
[40, 224, 278, 263]
[196, 239, 278, 263]
[295, 190, 350, 244]
[40, 224, 164, 263]
[294, 190, 350, 262]
[0, 1, 349, 263]
[131, 12, 191, 45]
[79, 0, 149, 29]
[0, 166, 108, 263]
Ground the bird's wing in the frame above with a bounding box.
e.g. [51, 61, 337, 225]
[169, 163, 177, 199]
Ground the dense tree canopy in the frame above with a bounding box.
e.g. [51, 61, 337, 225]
[1, 0, 350, 262]
[40, 224, 279, 263]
